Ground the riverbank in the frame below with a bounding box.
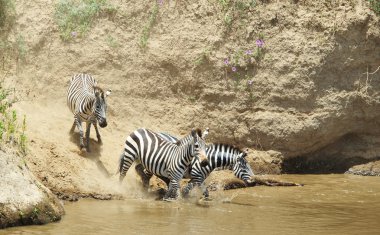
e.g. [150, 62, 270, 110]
[0, 148, 64, 229]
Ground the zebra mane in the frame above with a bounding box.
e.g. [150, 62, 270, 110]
[210, 143, 246, 154]
[93, 86, 105, 96]
[194, 128, 202, 137]
[173, 128, 202, 146]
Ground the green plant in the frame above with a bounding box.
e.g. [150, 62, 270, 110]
[223, 13, 233, 27]
[15, 35, 27, 62]
[368, 0, 380, 15]
[106, 35, 119, 48]
[19, 115, 27, 154]
[54, 0, 117, 41]
[33, 207, 40, 216]
[140, 3, 159, 48]
[18, 210, 24, 219]
[0, 83, 27, 154]
[194, 47, 212, 66]
[0, 0, 16, 31]
[217, 0, 256, 31]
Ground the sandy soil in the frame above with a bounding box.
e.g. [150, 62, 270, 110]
[1, 0, 380, 201]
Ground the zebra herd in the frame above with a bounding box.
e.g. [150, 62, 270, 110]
[67, 73, 254, 200]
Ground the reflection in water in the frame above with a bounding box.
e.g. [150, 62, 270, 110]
[2, 174, 380, 235]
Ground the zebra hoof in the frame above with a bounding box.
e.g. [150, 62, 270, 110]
[181, 190, 190, 198]
[163, 197, 176, 202]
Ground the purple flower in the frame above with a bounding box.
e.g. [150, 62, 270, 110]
[245, 50, 252, 55]
[232, 66, 237, 72]
[157, 0, 163, 5]
[224, 58, 229, 65]
[255, 39, 264, 48]
[247, 79, 253, 86]
[71, 31, 77, 37]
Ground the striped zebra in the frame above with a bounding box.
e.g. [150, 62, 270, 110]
[182, 143, 253, 197]
[136, 132, 254, 198]
[118, 128, 209, 200]
[67, 73, 111, 151]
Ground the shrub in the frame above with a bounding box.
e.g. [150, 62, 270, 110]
[139, 3, 159, 48]
[54, 0, 117, 41]
[368, 0, 380, 15]
[0, 82, 27, 154]
[0, 0, 16, 31]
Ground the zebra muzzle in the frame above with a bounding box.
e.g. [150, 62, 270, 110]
[199, 154, 209, 167]
[99, 120, 107, 128]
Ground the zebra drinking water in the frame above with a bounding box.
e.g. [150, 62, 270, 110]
[136, 132, 254, 198]
[118, 128, 209, 200]
[67, 73, 111, 152]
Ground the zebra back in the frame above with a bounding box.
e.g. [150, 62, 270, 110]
[157, 132, 253, 182]
[67, 74, 97, 117]
[121, 128, 207, 179]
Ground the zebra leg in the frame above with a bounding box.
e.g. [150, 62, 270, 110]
[70, 120, 76, 133]
[200, 182, 209, 198]
[164, 179, 179, 200]
[93, 121, 102, 143]
[75, 116, 85, 150]
[181, 181, 195, 198]
[135, 164, 153, 189]
[85, 122, 91, 151]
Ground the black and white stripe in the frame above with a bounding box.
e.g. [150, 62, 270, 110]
[137, 132, 254, 198]
[118, 128, 209, 200]
[67, 73, 110, 151]
[183, 143, 253, 197]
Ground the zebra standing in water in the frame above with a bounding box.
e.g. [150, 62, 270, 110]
[118, 128, 209, 200]
[182, 143, 254, 198]
[67, 73, 111, 152]
[136, 132, 254, 198]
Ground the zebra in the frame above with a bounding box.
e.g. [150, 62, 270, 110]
[67, 73, 111, 152]
[118, 128, 209, 200]
[135, 131, 254, 198]
[182, 143, 254, 198]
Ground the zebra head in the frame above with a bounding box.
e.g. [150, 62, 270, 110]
[232, 149, 254, 183]
[94, 87, 111, 128]
[191, 128, 209, 167]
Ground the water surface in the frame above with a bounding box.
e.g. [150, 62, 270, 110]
[2, 174, 380, 235]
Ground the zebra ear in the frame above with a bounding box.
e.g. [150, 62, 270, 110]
[106, 89, 112, 97]
[239, 151, 247, 159]
[191, 129, 197, 138]
[243, 148, 249, 157]
[202, 127, 209, 139]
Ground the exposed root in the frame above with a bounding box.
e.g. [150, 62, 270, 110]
[216, 177, 304, 191]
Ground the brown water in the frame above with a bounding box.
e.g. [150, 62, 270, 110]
[2, 174, 380, 235]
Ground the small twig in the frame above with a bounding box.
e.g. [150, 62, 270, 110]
[364, 65, 380, 75]
[361, 65, 380, 95]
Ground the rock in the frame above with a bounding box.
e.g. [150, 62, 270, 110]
[0, 149, 64, 229]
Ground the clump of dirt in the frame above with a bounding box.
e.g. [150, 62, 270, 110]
[346, 160, 380, 176]
[1, 0, 380, 204]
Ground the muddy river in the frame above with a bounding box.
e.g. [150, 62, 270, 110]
[2, 174, 380, 234]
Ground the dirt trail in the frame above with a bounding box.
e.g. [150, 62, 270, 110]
[14, 96, 143, 199]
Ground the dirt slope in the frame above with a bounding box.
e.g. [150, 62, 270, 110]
[1, 0, 380, 198]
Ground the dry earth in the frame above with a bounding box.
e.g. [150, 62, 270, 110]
[1, 0, 380, 204]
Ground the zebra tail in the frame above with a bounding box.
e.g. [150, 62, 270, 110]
[114, 152, 125, 176]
